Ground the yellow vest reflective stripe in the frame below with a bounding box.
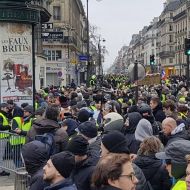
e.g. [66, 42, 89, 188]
[0, 113, 9, 139]
[172, 180, 186, 190]
[179, 112, 187, 119]
[9, 117, 24, 145]
[90, 106, 96, 111]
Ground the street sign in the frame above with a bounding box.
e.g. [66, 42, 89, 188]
[42, 23, 53, 29]
[79, 55, 88, 61]
[41, 32, 63, 40]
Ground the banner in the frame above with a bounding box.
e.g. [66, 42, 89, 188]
[0, 23, 33, 105]
[137, 73, 161, 86]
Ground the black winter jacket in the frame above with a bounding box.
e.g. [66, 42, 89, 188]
[29, 169, 48, 190]
[95, 186, 121, 190]
[44, 178, 77, 190]
[152, 103, 166, 123]
[72, 154, 96, 190]
[134, 155, 172, 190]
[132, 163, 147, 190]
[27, 118, 69, 153]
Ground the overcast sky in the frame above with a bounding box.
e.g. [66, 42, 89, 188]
[81, 0, 165, 70]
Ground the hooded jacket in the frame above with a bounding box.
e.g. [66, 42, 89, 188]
[135, 119, 153, 142]
[71, 154, 96, 190]
[22, 141, 49, 190]
[167, 123, 190, 146]
[123, 112, 142, 154]
[134, 155, 172, 190]
[27, 118, 69, 153]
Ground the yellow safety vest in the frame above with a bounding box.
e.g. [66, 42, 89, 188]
[161, 94, 166, 103]
[172, 180, 186, 190]
[0, 112, 9, 139]
[9, 117, 24, 146]
[35, 102, 39, 110]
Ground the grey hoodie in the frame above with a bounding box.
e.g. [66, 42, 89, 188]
[135, 118, 153, 142]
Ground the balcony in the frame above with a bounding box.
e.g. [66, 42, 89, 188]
[159, 51, 175, 58]
[173, 10, 186, 21]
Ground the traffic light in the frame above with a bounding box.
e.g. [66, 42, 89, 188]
[150, 55, 155, 65]
[185, 38, 190, 55]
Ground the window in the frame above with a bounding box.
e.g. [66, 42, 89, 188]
[43, 50, 62, 61]
[169, 35, 173, 43]
[169, 46, 173, 52]
[169, 58, 173, 63]
[53, 6, 61, 20]
[169, 25, 172, 31]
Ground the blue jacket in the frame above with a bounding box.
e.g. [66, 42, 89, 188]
[44, 178, 77, 190]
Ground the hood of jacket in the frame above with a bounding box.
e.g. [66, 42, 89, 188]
[125, 112, 142, 134]
[135, 119, 153, 142]
[32, 118, 60, 134]
[134, 155, 162, 180]
[22, 140, 49, 176]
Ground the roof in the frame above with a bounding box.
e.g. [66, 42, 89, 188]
[163, 0, 181, 13]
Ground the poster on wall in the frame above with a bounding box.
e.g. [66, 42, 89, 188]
[0, 23, 33, 105]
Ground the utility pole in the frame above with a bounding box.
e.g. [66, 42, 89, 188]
[86, 0, 90, 86]
[134, 60, 138, 103]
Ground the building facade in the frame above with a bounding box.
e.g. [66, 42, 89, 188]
[42, 0, 86, 87]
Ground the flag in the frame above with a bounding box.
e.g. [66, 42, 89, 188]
[161, 69, 166, 79]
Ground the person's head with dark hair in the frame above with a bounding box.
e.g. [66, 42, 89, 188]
[13, 106, 23, 118]
[163, 100, 176, 117]
[21, 103, 29, 109]
[43, 151, 75, 184]
[150, 96, 161, 110]
[92, 153, 138, 190]
[101, 131, 130, 157]
[45, 105, 60, 121]
[66, 135, 89, 164]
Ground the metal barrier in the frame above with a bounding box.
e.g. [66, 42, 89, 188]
[0, 131, 29, 190]
[14, 168, 30, 190]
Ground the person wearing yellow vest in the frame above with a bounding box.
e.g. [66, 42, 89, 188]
[10, 106, 24, 168]
[185, 154, 190, 190]
[14, 105, 34, 140]
[0, 103, 11, 176]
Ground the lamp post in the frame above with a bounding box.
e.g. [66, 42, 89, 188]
[98, 37, 105, 76]
[63, 24, 75, 85]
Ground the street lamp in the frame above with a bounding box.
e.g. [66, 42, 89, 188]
[63, 24, 75, 85]
[86, 0, 102, 86]
[98, 37, 105, 76]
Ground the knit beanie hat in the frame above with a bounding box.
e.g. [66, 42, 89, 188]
[78, 109, 90, 123]
[102, 131, 130, 154]
[51, 151, 75, 178]
[66, 135, 89, 155]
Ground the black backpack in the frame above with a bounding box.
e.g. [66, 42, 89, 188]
[35, 133, 56, 157]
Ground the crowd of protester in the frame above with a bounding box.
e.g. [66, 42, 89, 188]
[0, 75, 190, 190]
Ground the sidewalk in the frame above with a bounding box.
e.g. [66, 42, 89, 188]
[0, 173, 14, 190]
